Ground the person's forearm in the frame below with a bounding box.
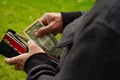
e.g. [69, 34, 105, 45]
[24, 53, 58, 80]
[61, 11, 84, 28]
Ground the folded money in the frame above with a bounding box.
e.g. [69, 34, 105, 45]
[24, 19, 63, 58]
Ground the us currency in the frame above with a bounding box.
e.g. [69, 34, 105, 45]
[24, 19, 63, 57]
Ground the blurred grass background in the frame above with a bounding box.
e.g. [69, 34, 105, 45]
[0, 0, 95, 80]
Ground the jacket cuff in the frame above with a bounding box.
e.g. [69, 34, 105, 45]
[61, 11, 83, 28]
[24, 53, 51, 73]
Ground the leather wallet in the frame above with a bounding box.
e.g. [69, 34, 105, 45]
[0, 29, 28, 58]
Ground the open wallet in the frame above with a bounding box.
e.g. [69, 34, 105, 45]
[0, 29, 29, 58]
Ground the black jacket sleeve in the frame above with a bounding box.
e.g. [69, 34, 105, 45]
[61, 11, 84, 28]
[24, 53, 58, 80]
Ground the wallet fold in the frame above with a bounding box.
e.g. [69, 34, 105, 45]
[0, 29, 28, 58]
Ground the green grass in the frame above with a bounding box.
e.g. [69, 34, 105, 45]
[0, 0, 95, 80]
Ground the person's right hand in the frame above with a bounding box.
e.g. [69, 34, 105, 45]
[34, 13, 63, 37]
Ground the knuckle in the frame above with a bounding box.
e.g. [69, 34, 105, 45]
[43, 13, 49, 17]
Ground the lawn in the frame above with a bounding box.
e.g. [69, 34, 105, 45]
[0, 0, 95, 80]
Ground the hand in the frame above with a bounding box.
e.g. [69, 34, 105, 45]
[5, 40, 45, 70]
[34, 13, 63, 37]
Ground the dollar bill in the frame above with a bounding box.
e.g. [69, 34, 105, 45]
[24, 19, 63, 57]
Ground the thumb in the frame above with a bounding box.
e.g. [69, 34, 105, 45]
[34, 21, 55, 37]
[27, 40, 37, 48]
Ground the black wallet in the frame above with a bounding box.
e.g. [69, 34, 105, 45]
[0, 29, 29, 58]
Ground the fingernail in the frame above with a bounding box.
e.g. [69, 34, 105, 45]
[34, 32, 43, 38]
[34, 32, 39, 37]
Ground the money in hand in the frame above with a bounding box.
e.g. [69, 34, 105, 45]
[24, 19, 63, 57]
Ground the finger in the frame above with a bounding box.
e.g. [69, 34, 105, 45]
[39, 13, 51, 26]
[34, 27, 50, 37]
[27, 40, 36, 47]
[15, 65, 20, 70]
[34, 21, 55, 37]
[39, 16, 48, 26]
[27, 40, 45, 53]
[5, 53, 29, 65]
[15, 64, 24, 70]
[5, 57, 17, 65]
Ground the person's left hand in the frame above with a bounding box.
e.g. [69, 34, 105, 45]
[5, 40, 45, 70]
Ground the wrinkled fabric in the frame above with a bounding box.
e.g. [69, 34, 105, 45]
[25, 0, 120, 80]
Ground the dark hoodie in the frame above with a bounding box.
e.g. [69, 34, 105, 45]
[25, 0, 120, 80]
